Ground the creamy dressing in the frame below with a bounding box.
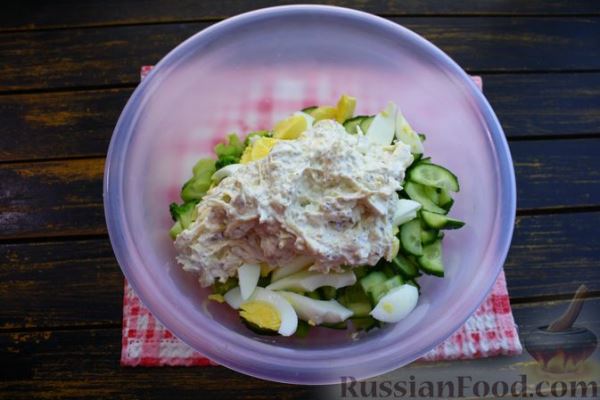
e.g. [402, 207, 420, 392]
[175, 120, 413, 287]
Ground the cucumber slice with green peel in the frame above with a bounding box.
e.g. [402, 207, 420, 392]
[338, 283, 370, 305]
[420, 229, 440, 245]
[352, 266, 368, 280]
[408, 163, 460, 192]
[380, 262, 396, 278]
[369, 276, 404, 304]
[294, 320, 311, 337]
[423, 185, 440, 205]
[301, 106, 317, 113]
[438, 189, 453, 208]
[359, 271, 387, 294]
[421, 210, 465, 230]
[319, 286, 337, 300]
[359, 116, 375, 134]
[384, 275, 404, 291]
[392, 254, 420, 278]
[321, 321, 348, 330]
[400, 219, 423, 256]
[418, 240, 444, 277]
[346, 302, 372, 317]
[442, 198, 454, 211]
[404, 182, 447, 214]
[351, 316, 379, 331]
[306, 291, 321, 300]
[343, 116, 367, 135]
[368, 285, 387, 304]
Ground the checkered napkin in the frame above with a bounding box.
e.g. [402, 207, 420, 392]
[120, 66, 522, 367]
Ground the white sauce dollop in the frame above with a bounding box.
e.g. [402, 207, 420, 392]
[175, 120, 413, 287]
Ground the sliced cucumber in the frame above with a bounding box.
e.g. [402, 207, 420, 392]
[392, 254, 420, 278]
[421, 210, 465, 230]
[319, 286, 337, 300]
[346, 302, 372, 318]
[395, 111, 424, 154]
[351, 316, 379, 331]
[339, 283, 370, 305]
[306, 291, 321, 300]
[438, 189, 453, 208]
[343, 116, 367, 135]
[321, 321, 348, 330]
[418, 240, 444, 277]
[294, 320, 311, 337]
[359, 271, 387, 294]
[384, 275, 404, 291]
[370, 276, 404, 303]
[423, 185, 440, 205]
[400, 219, 423, 256]
[408, 163, 460, 192]
[404, 182, 447, 214]
[352, 266, 368, 280]
[359, 116, 374, 134]
[420, 229, 440, 245]
[380, 262, 396, 278]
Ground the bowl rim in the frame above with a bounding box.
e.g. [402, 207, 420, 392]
[104, 4, 516, 384]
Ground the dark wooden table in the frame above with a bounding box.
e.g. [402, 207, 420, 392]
[1, 1, 599, 399]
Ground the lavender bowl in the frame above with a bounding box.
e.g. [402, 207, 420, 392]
[104, 5, 516, 384]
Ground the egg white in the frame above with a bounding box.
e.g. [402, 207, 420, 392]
[370, 284, 419, 323]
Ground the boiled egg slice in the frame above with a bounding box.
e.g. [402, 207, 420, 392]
[211, 164, 242, 183]
[239, 287, 298, 336]
[393, 199, 422, 226]
[238, 263, 261, 300]
[366, 102, 397, 145]
[271, 255, 314, 281]
[266, 270, 356, 292]
[370, 284, 419, 323]
[395, 109, 424, 154]
[279, 291, 353, 325]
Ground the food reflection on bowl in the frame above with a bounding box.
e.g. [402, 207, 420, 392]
[525, 326, 598, 373]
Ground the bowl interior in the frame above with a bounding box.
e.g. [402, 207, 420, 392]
[106, 6, 514, 383]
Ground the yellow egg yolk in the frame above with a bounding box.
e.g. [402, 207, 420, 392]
[239, 300, 281, 331]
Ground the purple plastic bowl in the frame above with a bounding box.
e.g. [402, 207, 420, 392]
[104, 5, 516, 384]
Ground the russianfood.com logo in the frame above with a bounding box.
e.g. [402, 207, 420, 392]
[336, 285, 598, 399]
[339, 374, 597, 398]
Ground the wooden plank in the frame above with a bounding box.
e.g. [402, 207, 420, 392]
[2, 18, 600, 92]
[1, 297, 598, 399]
[0, 158, 106, 239]
[2, 73, 599, 163]
[485, 73, 600, 138]
[0, 88, 131, 161]
[0, 329, 312, 400]
[2, 212, 598, 330]
[0, 239, 121, 329]
[510, 138, 600, 210]
[2, 139, 599, 239]
[3, 0, 600, 32]
[505, 212, 600, 300]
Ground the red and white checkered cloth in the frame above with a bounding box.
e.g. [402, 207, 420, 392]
[121, 66, 522, 367]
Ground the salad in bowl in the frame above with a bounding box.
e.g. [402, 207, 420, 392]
[168, 94, 464, 337]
